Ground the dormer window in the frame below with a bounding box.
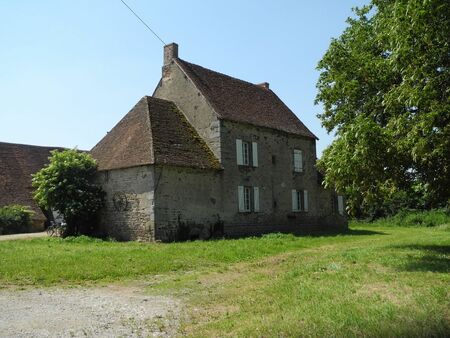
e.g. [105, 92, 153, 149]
[236, 139, 258, 167]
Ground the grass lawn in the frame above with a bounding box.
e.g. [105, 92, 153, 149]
[0, 216, 449, 337]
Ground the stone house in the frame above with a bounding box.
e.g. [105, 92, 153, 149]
[0, 142, 63, 231]
[90, 43, 346, 241]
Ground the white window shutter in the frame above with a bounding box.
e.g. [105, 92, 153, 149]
[304, 190, 308, 212]
[337, 195, 344, 215]
[252, 142, 258, 167]
[238, 186, 245, 212]
[236, 139, 243, 165]
[292, 189, 298, 211]
[253, 187, 260, 212]
[298, 150, 303, 172]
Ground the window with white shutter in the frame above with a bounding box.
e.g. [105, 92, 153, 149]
[252, 142, 258, 167]
[236, 139, 258, 167]
[303, 190, 308, 212]
[293, 149, 303, 172]
[238, 186, 245, 212]
[292, 189, 308, 212]
[238, 186, 260, 213]
[236, 139, 243, 165]
[292, 189, 299, 211]
[253, 187, 260, 212]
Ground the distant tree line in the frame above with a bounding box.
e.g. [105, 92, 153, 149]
[316, 0, 450, 217]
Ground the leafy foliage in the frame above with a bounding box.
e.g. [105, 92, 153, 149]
[353, 208, 450, 228]
[32, 149, 104, 235]
[0, 205, 35, 235]
[316, 0, 450, 217]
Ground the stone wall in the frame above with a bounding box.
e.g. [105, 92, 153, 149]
[148, 120, 346, 241]
[218, 120, 347, 236]
[97, 165, 155, 241]
[153, 60, 222, 161]
[153, 165, 223, 242]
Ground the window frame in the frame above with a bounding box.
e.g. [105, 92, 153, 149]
[293, 149, 303, 173]
[292, 189, 308, 212]
[243, 186, 252, 212]
[236, 138, 258, 167]
[238, 185, 260, 213]
[242, 141, 251, 166]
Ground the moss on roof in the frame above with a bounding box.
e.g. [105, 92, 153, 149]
[91, 96, 220, 171]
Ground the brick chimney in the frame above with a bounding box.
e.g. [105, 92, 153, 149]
[164, 43, 178, 66]
[257, 82, 270, 90]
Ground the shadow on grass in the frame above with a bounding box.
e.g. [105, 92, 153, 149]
[299, 228, 387, 237]
[220, 228, 386, 241]
[392, 244, 450, 273]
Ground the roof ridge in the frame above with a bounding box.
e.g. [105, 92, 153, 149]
[175, 58, 318, 139]
[0, 141, 65, 149]
[178, 58, 270, 92]
[143, 96, 155, 164]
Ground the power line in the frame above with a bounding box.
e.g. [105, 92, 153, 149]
[119, 0, 166, 45]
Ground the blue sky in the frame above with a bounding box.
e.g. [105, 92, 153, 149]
[0, 0, 367, 155]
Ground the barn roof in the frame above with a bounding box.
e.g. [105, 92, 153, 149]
[90, 96, 220, 171]
[176, 59, 317, 139]
[0, 142, 63, 220]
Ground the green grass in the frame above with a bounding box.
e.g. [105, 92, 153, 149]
[0, 212, 449, 337]
[352, 208, 450, 228]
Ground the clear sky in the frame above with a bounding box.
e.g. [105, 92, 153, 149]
[0, 0, 367, 155]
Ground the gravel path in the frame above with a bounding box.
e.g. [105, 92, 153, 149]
[0, 232, 47, 241]
[0, 285, 181, 337]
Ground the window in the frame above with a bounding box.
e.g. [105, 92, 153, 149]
[238, 186, 260, 212]
[236, 139, 258, 167]
[244, 186, 251, 211]
[337, 195, 344, 216]
[292, 189, 308, 212]
[293, 149, 303, 172]
[243, 141, 250, 166]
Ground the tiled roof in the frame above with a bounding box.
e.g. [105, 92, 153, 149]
[90, 96, 220, 171]
[176, 59, 317, 139]
[0, 142, 63, 220]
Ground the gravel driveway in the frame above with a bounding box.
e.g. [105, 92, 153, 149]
[0, 232, 47, 241]
[0, 285, 181, 337]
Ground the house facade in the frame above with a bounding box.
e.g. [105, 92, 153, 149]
[91, 43, 346, 241]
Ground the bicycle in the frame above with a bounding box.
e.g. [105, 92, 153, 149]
[46, 221, 67, 237]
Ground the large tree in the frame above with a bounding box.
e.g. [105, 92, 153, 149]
[316, 0, 450, 217]
[32, 149, 104, 235]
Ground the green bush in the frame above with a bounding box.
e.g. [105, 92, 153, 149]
[0, 205, 35, 235]
[352, 209, 450, 228]
[32, 149, 104, 236]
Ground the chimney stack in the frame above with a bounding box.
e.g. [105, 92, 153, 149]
[257, 82, 270, 90]
[164, 43, 178, 66]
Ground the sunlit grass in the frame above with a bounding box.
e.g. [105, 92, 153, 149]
[0, 211, 449, 336]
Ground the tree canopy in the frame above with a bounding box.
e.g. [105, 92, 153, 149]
[32, 149, 104, 235]
[316, 0, 450, 217]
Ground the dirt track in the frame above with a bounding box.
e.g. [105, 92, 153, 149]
[0, 285, 180, 337]
[0, 232, 47, 241]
